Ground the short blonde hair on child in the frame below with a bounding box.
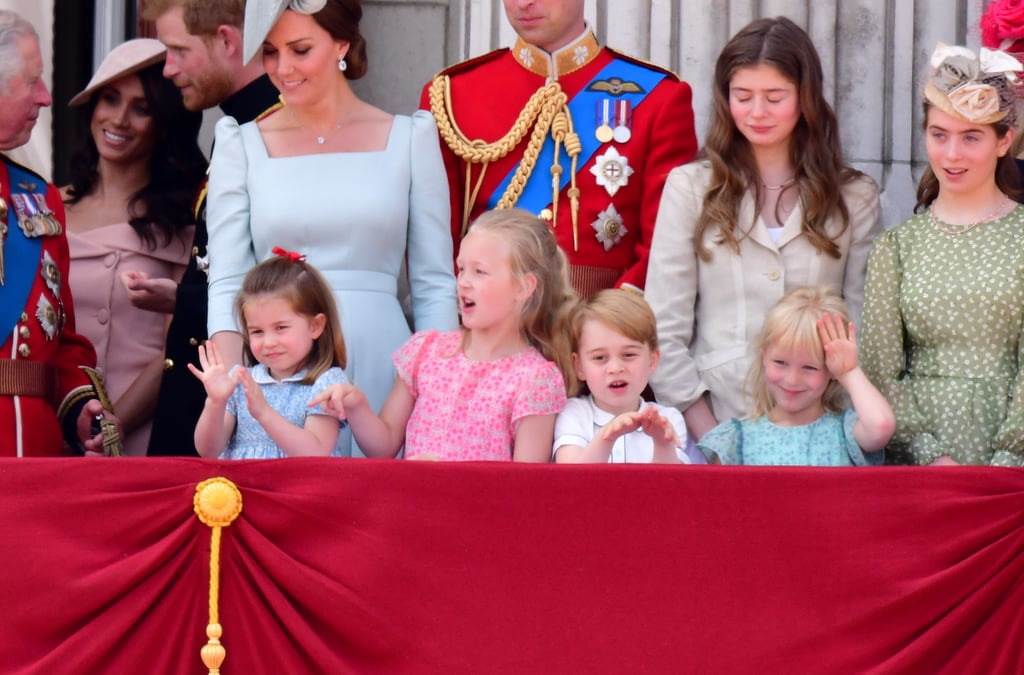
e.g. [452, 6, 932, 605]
[568, 289, 658, 397]
[234, 255, 346, 384]
[747, 285, 850, 418]
[465, 208, 578, 384]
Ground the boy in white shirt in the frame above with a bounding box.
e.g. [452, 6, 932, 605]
[554, 290, 704, 464]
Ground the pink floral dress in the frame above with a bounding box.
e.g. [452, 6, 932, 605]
[394, 330, 567, 460]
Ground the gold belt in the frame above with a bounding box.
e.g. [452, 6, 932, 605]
[0, 359, 57, 400]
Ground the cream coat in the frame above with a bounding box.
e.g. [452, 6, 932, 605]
[645, 161, 882, 423]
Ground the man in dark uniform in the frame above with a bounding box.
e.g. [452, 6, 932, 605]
[0, 10, 118, 456]
[421, 0, 698, 298]
[132, 0, 279, 456]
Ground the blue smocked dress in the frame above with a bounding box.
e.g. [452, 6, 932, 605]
[221, 365, 347, 459]
[697, 410, 883, 466]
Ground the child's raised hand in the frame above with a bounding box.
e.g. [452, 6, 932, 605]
[308, 383, 365, 420]
[600, 411, 644, 442]
[237, 368, 271, 421]
[187, 342, 238, 404]
[636, 405, 681, 449]
[817, 313, 858, 379]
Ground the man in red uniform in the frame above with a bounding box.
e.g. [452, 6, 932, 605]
[421, 0, 697, 297]
[0, 11, 115, 456]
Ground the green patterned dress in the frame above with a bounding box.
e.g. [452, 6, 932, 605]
[861, 205, 1024, 466]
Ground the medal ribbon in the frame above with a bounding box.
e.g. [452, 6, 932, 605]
[0, 160, 45, 340]
[487, 58, 667, 214]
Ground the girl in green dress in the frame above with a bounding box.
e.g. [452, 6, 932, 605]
[861, 43, 1024, 466]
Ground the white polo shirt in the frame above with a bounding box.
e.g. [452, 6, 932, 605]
[553, 395, 702, 463]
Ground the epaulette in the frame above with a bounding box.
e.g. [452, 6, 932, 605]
[606, 47, 681, 82]
[431, 48, 509, 80]
[0, 153, 48, 183]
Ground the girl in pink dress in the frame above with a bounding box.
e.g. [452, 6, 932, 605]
[310, 208, 576, 461]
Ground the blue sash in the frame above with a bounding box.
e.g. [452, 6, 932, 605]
[488, 58, 667, 214]
[0, 160, 46, 339]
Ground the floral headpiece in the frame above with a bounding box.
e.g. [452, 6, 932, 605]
[924, 42, 1022, 126]
[243, 0, 328, 65]
[981, 0, 1024, 54]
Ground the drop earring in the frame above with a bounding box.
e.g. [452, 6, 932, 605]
[338, 56, 348, 72]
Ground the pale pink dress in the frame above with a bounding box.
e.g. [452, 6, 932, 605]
[394, 330, 566, 461]
[68, 223, 193, 455]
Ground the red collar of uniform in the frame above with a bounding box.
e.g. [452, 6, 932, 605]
[511, 29, 601, 80]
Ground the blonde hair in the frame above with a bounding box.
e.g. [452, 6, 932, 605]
[567, 289, 657, 397]
[465, 209, 577, 385]
[747, 285, 849, 418]
[234, 255, 346, 384]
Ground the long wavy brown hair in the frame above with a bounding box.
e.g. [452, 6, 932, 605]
[695, 16, 863, 261]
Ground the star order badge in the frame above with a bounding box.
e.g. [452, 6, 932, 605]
[590, 147, 634, 197]
[592, 204, 627, 251]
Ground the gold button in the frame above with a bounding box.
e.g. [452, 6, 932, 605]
[189, 338, 199, 346]
[767, 269, 780, 281]
[539, 208, 553, 222]
[20, 312, 28, 322]
[18, 344, 30, 357]
[164, 358, 174, 371]
[19, 326, 29, 339]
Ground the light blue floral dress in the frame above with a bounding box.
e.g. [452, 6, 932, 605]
[221, 364, 348, 459]
[697, 410, 883, 466]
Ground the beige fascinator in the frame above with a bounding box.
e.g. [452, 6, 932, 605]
[243, 0, 328, 65]
[924, 42, 1023, 125]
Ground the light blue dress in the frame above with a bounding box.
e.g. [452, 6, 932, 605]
[222, 365, 347, 460]
[207, 111, 459, 456]
[697, 410, 884, 466]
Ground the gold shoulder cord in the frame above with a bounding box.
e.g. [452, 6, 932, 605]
[429, 76, 582, 246]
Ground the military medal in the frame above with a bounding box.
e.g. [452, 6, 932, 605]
[592, 204, 627, 250]
[595, 99, 614, 143]
[613, 100, 632, 143]
[12, 192, 61, 237]
[590, 147, 634, 197]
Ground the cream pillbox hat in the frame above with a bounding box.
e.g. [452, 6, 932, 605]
[69, 38, 166, 107]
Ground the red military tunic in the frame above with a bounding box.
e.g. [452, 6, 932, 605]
[421, 30, 697, 297]
[0, 156, 97, 456]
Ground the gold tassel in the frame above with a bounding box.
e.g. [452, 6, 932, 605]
[194, 477, 243, 674]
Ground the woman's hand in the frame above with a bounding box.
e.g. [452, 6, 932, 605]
[121, 270, 178, 314]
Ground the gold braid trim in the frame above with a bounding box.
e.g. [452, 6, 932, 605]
[429, 75, 579, 238]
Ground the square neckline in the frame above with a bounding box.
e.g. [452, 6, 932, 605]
[249, 115, 399, 159]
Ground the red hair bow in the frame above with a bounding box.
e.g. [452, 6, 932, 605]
[272, 246, 307, 263]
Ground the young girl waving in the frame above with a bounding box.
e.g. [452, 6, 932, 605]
[310, 209, 576, 461]
[191, 251, 349, 459]
[698, 286, 894, 465]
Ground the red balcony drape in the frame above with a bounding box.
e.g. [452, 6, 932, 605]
[1, 459, 1021, 673]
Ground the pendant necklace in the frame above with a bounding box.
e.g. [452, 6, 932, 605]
[291, 108, 343, 145]
[762, 177, 796, 191]
[928, 196, 1010, 236]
